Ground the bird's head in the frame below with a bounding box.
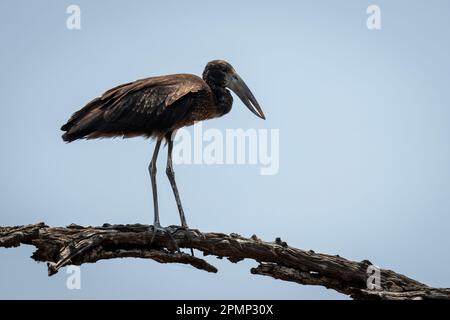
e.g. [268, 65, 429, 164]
[203, 60, 266, 120]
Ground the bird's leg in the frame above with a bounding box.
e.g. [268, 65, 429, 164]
[149, 138, 162, 228]
[166, 133, 195, 256]
[166, 134, 188, 229]
[148, 138, 180, 252]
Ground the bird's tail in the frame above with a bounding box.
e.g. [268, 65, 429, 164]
[61, 130, 86, 142]
[61, 98, 102, 142]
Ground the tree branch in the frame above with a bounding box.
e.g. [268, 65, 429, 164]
[0, 222, 448, 300]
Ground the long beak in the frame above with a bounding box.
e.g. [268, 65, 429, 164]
[226, 73, 266, 120]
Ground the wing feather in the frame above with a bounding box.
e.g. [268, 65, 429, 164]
[102, 74, 205, 122]
[61, 74, 209, 141]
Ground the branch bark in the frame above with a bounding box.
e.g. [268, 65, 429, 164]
[1, 222, 448, 300]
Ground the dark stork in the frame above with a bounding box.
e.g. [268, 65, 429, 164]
[61, 60, 265, 234]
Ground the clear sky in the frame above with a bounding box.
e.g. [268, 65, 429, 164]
[1, 0, 450, 299]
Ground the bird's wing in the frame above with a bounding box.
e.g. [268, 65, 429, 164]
[101, 74, 207, 123]
[61, 74, 209, 141]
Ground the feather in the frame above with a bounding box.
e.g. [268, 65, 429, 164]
[61, 74, 210, 142]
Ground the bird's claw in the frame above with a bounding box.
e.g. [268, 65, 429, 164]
[171, 225, 203, 238]
[169, 225, 198, 257]
[169, 224, 189, 235]
[148, 224, 202, 257]
[149, 224, 180, 253]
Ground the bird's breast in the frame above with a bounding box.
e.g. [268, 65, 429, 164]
[183, 105, 221, 127]
[171, 99, 220, 131]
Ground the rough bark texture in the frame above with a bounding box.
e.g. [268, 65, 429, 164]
[1, 222, 449, 300]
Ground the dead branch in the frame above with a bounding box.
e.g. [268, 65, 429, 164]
[1, 222, 448, 300]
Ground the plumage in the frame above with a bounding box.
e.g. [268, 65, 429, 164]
[61, 60, 265, 230]
[61, 74, 225, 142]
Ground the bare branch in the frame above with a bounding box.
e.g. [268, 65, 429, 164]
[1, 222, 448, 300]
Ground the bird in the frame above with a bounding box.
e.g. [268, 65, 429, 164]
[61, 60, 265, 234]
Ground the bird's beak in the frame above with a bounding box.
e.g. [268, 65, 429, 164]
[226, 72, 266, 120]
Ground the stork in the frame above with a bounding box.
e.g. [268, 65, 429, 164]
[61, 60, 265, 234]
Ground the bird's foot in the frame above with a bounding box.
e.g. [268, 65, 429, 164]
[170, 224, 189, 234]
[170, 224, 201, 257]
[171, 224, 204, 237]
[149, 223, 180, 252]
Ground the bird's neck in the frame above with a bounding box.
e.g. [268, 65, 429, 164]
[209, 84, 233, 116]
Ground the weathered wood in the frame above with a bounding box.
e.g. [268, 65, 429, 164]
[0, 222, 448, 300]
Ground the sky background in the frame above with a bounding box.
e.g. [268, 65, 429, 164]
[1, 0, 450, 299]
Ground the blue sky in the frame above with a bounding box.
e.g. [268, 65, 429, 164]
[1, 0, 449, 299]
